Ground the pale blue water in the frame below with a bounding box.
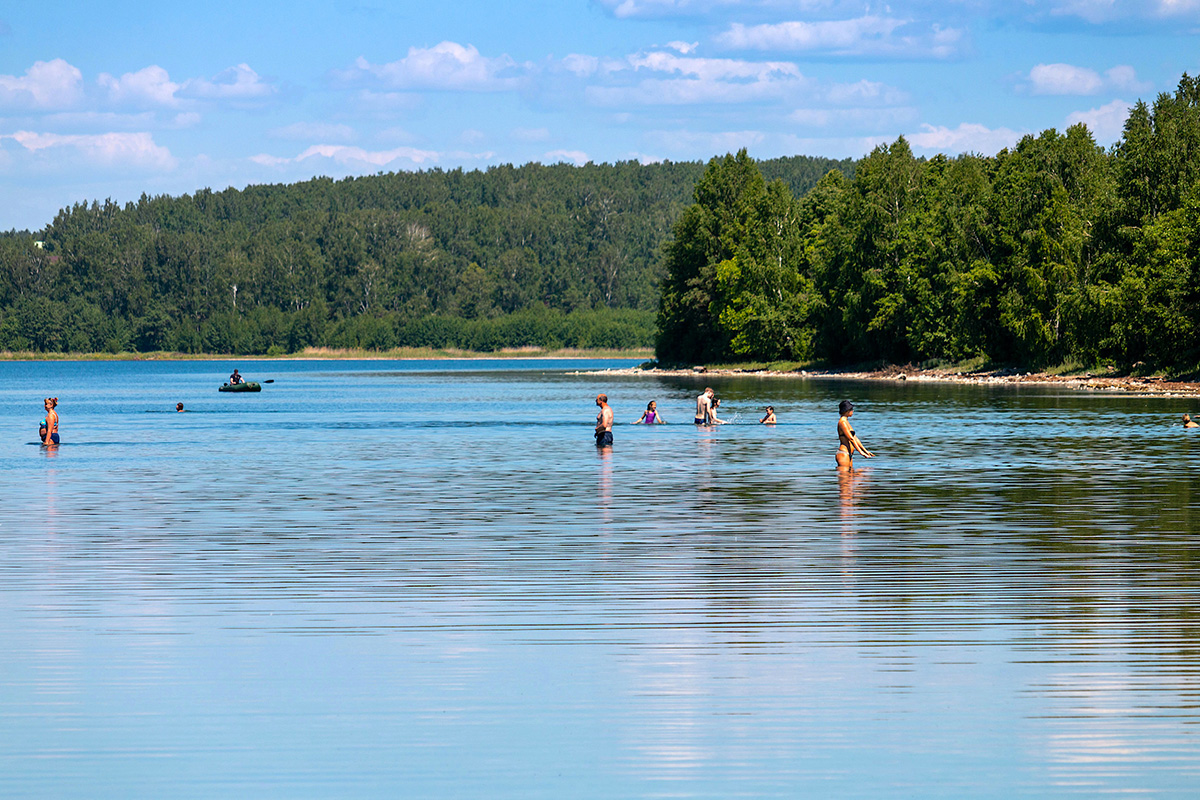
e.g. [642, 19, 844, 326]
[2, 359, 1199, 798]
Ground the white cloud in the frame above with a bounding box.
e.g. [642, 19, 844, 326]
[182, 64, 275, 101]
[717, 17, 905, 51]
[341, 42, 524, 92]
[715, 16, 965, 58]
[627, 51, 801, 83]
[98, 65, 180, 108]
[1028, 63, 1151, 96]
[826, 79, 907, 105]
[1104, 66, 1153, 93]
[172, 112, 201, 129]
[1157, 0, 1200, 13]
[1037, 0, 1200, 23]
[647, 129, 767, 153]
[602, 0, 702, 18]
[583, 50, 807, 106]
[270, 122, 355, 142]
[1066, 99, 1133, 144]
[907, 122, 1026, 155]
[0, 59, 84, 110]
[1029, 63, 1104, 95]
[790, 106, 919, 129]
[666, 41, 699, 54]
[249, 153, 290, 167]
[459, 129, 486, 144]
[38, 111, 158, 131]
[543, 149, 589, 165]
[1, 130, 175, 169]
[562, 54, 600, 77]
[253, 144, 441, 169]
[512, 127, 550, 142]
[596, 0, 832, 18]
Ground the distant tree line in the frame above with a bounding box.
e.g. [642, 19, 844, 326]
[658, 74, 1200, 373]
[0, 155, 851, 354]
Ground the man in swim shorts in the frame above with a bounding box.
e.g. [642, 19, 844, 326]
[695, 387, 714, 424]
[595, 394, 614, 447]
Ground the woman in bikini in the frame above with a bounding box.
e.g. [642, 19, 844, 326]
[41, 397, 60, 446]
[836, 400, 872, 468]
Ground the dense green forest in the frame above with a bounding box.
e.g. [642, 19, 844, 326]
[0, 155, 851, 354]
[658, 75, 1200, 373]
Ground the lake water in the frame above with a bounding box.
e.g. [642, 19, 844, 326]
[2, 359, 1199, 798]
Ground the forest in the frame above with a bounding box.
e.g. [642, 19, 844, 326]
[658, 74, 1200, 374]
[0, 155, 850, 355]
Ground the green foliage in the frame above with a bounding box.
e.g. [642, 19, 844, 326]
[0, 155, 846, 354]
[655, 73, 1200, 373]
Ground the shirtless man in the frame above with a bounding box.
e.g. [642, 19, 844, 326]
[695, 387, 714, 425]
[595, 394, 614, 447]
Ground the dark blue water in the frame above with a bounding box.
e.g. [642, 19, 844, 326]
[2, 359, 1199, 798]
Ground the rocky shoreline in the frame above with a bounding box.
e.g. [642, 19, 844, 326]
[604, 363, 1200, 398]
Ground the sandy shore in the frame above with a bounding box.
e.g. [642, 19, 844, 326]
[594, 363, 1200, 398]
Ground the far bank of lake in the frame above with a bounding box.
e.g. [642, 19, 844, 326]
[0, 345, 655, 362]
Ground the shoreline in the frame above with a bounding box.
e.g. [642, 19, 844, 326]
[0, 346, 654, 362]
[612, 363, 1200, 398]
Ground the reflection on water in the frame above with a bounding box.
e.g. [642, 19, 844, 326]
[1, 359, 1199, 798]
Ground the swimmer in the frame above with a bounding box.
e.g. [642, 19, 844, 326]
[635, 400, 666, 424]
[595, 394, 614, 447]
[760, 406, 776, 424]
[694, 387, 714, 424]
[1185, 414, 1199, 428]
[836, 400, 873, 468]
[176, 402, 186, 412]
[41, 397, 60, 446]
[708, 397, 728, 425]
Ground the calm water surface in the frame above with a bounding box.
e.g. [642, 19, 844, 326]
[2, 359, 1199, 798]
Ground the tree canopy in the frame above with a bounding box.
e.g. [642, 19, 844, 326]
[656, 74, 1200, 373]
[0, 155, 853, 354]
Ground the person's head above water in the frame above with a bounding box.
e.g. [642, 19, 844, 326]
[839, 400, 854, 416]
[44, 397, 58, 409]
[596, 394, 608, 405]
[647, 401, 656, 410]
[176, 402, 184, 412]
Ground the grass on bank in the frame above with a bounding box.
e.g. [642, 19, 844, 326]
[0, 346, 655, 362]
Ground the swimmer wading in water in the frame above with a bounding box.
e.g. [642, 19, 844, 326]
[836, 400, 873, 467]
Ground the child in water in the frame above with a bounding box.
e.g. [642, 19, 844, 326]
[635, 401, 666, 424]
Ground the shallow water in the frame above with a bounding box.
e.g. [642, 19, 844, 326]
[2, 359, 1199, 798]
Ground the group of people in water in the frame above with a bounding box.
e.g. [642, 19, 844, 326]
[34, 367, 254, 446]
[594, 388, 875, 467]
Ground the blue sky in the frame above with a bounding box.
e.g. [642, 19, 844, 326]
[1, 0, 1198, 230]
